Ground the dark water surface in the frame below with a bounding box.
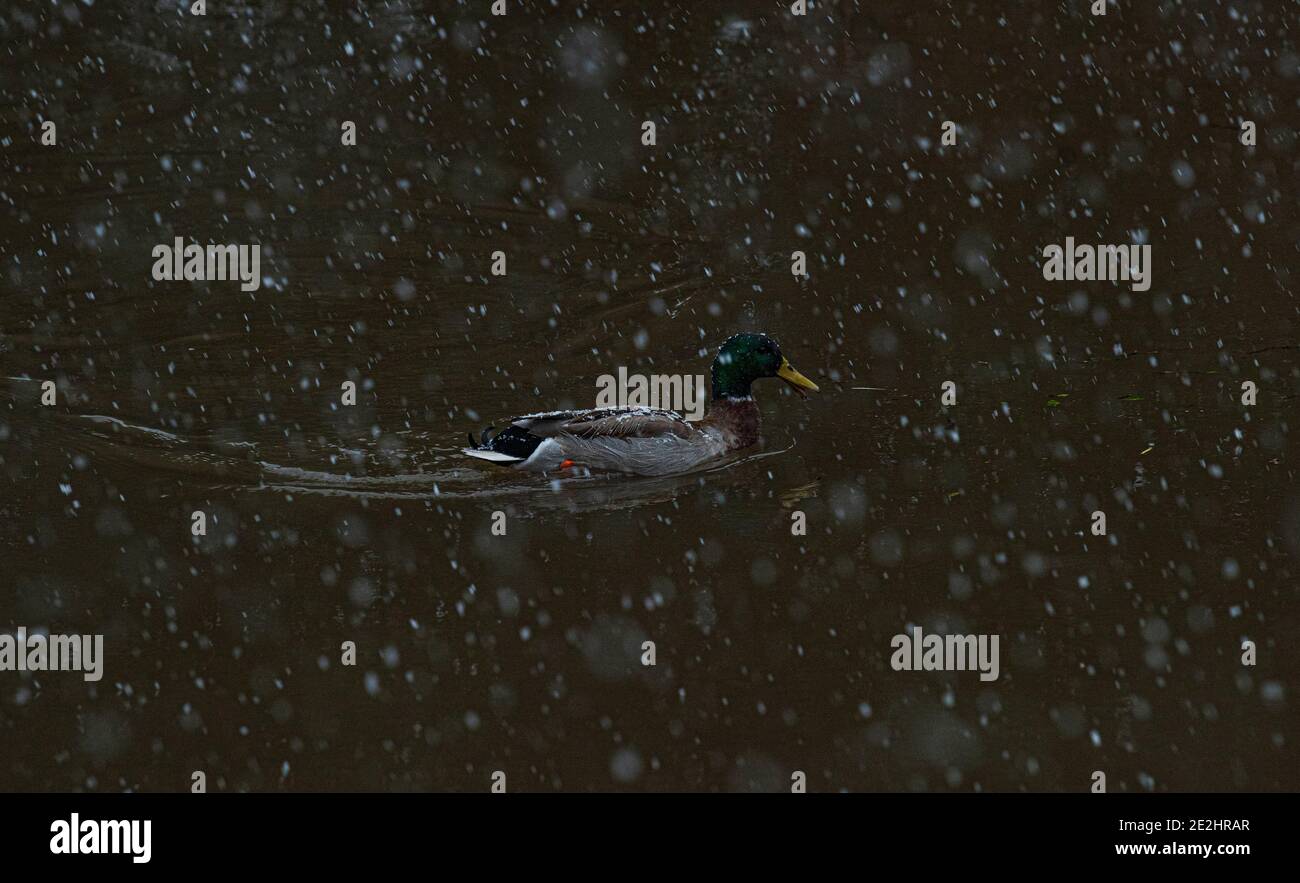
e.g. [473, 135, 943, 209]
[2, 1, 1298, 791]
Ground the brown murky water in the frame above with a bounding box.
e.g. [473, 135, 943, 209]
[2, 1, 1297, 792]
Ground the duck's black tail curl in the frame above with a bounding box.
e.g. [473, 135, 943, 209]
[466, 424, 545, 461]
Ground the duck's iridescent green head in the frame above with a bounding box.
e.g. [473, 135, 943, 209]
[710, 332, 820, 400]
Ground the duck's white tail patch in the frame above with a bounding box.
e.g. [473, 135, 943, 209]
[461, 448, 524, 464]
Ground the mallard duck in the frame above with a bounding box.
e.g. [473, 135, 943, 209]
[462, 332, 819, 476]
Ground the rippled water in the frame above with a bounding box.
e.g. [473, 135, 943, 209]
[2, 1, 1297, 791]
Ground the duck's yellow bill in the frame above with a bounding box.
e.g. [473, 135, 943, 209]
[777, 358, 819, 393]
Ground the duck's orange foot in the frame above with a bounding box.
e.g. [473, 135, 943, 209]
[559, 459, 576, 470]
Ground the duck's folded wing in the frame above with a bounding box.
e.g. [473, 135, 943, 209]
[510, 407, 696, 440]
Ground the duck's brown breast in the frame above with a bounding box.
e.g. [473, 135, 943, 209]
[703, 398, 761, 450]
